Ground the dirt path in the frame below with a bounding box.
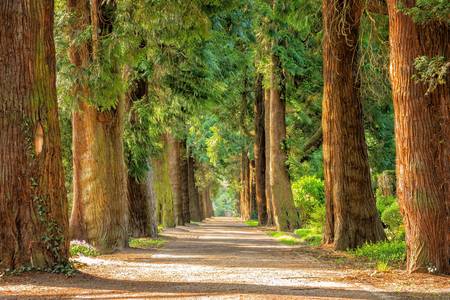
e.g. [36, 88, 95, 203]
[1, 217, 449, 299]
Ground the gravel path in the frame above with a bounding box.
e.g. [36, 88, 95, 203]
[0, 217, 449, 299]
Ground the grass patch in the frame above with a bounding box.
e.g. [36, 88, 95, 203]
[351, 240, 406, 264]
[70, 241, 99, 257]
[129, 238, 166, 249]
[267, 231, 301, 245]
[294, 228, 322, 246]
[245, 220, 259, 227]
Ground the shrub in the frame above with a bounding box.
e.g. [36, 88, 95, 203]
[292, 176, 325, 226]
[70, 240, 99, 257]
[352, 240, 406, 264]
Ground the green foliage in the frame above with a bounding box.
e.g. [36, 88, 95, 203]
[267, 231, 301, 246]
[294, 228, 322, 246]
[352, 240, 406, 264]
[399, 0, 450, 24]
[212, 183, 238, 217]
[70, 241, 99, 257]
[413, 56, 449, 95]
[292, 176, 324, 226]
[245, 220, 259, 227]
[129, 238, 166, 249]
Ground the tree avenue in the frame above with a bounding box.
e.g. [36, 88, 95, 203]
[0, 0, 448, 279]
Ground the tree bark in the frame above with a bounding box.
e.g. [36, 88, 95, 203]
[254, 75, 268, 225]
[127, 169, 158, 238]
[0, 0, 69, 270]
[188, 154, 202, 222]
[269, 53, 301, 231]
[387, 0, 449, 274]
[322, 0, 386, 250]
[152, 142, 175, 228]
[68, 0, 128, 252]
[240, 152, 251, 221]
[167, 134, 184, 226]
[264, 89, 274, 226]
[180, 140, 191, 223]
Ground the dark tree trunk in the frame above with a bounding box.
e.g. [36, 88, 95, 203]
[254, 75, 268, 225]
[167, 134, 184, 226]
[68, 0, 128, 252]
[0, 0, 69, 270]
[322, 0, 385, 250]
[264, 89, 274, 226]
[387, 0, 449, 274]
[128, 169, 157, 238]
[240, 152, 251, 220]
[180, 140, 191, 223]
[188, 154, 202, 222]
[269, 52, 300, 231]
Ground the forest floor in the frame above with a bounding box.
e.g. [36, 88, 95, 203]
[0, 217, 449, 299]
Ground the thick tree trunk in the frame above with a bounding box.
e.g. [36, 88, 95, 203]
[269, 54, 300, 231]
[167, 134, 184, 226]
[128, 168, 158, 238]
[240, 152, 251, 221]
[180, 140, 191, 224]
[0, 0, 69, 270]
[254, 76, 268, 225]
[188, 154, 202, 222]
[152, 142, 175, 228]
[264, 89, 274, 226]
[70, 99, 129, 251]
[387, 0, 449, 274]
[322, 0, 385, 250]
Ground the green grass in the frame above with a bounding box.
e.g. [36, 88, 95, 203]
[70, 241, 99, 257]
[294, 228, 322, 246]
[351, 240, 406, 264]
[129, 238, 166, 249]
[267, 231, 301, 245]
[244, 220, 259, 227]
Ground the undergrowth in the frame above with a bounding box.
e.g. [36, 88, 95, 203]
[129, 238, 166, 249]
[244, 220, 259, 227]
[267, 231, 301, 245]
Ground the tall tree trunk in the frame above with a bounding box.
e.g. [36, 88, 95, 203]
[269, 53, 300, 231]
[250, 160, 257, 219]
[387, 0, 449, 274]
[180, 140, 191, 224]
[152, 142, 175, 228]
[322, 0, 385, 250]
[254, 76, 268, 225]
[167, 134, 184, 225]
[0, 0, 69, 270]
[127, 168, 158, 238]
[240, 152, 251, 221]
[68, 0, 128, 252]
[188, 154, 202, 222]
[264, 89, 274, 226]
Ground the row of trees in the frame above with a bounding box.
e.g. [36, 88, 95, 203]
[0, 0, 448, 276]
[237, 0, 448, 274]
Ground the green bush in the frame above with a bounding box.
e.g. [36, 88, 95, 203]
[376, 194, 396, 216]
[352, 240, 406, 264]
[70, 241, 99, 257]
[292, 176, 325, 226]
